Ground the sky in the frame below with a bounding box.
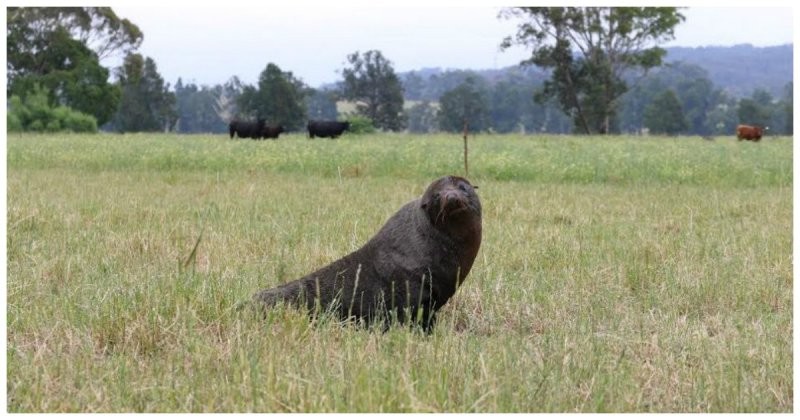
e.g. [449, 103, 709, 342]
[104, 4, 795, 89]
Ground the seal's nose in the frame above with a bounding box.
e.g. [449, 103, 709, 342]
[442, 190, 463, 208]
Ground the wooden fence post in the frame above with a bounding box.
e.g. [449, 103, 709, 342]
[462, 119, 469, 178]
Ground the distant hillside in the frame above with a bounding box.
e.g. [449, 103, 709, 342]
[662, 44, 792, 98]
[380, 44, 793, 100]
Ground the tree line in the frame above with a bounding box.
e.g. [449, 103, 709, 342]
[5, 7, 406, 135]
[7, 7, 793, 136]
[174, 59, 792, 137]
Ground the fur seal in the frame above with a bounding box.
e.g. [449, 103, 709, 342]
[252, 175, 482, 331]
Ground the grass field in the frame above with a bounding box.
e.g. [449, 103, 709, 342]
[6, 132, 793, 412]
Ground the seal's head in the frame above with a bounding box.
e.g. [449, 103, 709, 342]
[420, 175, 482, 230]
[420, 175, 482, 278]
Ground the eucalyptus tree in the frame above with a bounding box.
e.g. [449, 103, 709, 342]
[501, 7, 685, 134]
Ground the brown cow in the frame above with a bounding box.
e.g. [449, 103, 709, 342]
[736, 124, 766, 142]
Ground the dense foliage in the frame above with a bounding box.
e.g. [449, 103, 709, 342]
[343, 114, 377, 134]
[107, 53, 177, 133]
[7, 85, 98, 133]
[174, 79, 229, 133]
[406, 101, 439, 134]
[643, 90, 688, 135]
[6, 7, 140, 126]
[7, 7, 142, 60]
[237, 63, 308, 131]
[437, 77, 491, 132]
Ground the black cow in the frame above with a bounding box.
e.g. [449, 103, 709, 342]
[229, 118, 266, 139]
[307, 120, 350, 139]
[260, 125, 285, 139]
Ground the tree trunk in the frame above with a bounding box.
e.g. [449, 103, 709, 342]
[563, 66, 592, 134]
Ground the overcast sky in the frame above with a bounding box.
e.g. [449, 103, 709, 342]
[105, 5, 795, 88]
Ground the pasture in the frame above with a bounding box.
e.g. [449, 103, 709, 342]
[6, 132, 792, 412]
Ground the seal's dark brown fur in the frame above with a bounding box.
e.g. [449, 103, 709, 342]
[252, 175, 482, 331]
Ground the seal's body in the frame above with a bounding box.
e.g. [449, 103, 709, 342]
[252, 176, 482, 331]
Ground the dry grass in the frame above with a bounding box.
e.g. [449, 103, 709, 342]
[6, 133, 792, 412]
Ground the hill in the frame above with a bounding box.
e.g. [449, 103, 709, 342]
[662, 44, 792, 98]
[388, 44, 792, 100]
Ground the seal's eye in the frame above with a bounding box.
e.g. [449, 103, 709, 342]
[458, 184, 468, 192]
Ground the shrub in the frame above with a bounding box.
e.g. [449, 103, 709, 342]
[61, 109, 98, 132]
[7, 112, 23, 132]
[45, 120, 61, 132]
[28, 120, 45, 131]
[344, 114, 376, 134]
[7, 85, 98, 133]
[54, 105, 98, 132]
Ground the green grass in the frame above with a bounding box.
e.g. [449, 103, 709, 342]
[7, 132, 791, 187]
[6, 132, 792, 412]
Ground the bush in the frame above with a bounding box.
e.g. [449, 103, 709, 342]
[54, 105, 98, 132]
[8, 95, 30, 126]
[7, 85, 98, 133]
[28, 120, 45, 131]
[7, 112, 23, 132]
[45, 120, 61, 132]
[61, 110, 98, 132]
[344, 114, 376, 134]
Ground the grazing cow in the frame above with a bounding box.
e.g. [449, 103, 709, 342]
[260, 125, 285, 139]
[230, 118, 266, 139]
[307, 120, 351, 139]
[736, 124, 767, 142]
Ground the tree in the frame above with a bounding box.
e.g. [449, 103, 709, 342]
[407, 101, 438, 133]
[490, 73, 545, 133]
[619, 61, 721, 136]
[501, 7, 685, 134]
[643, 89, 687, 135]
[617, 61, 740, 136]
[702, 93, 738, 136]
[780, 82, 793, 135]
[7, 7, 142, 127]
[401, 71, 427, 101]
[237, 63, 307, 130]
[306, 88, 339, 121]
[490, 78, 524, 133]
[174, 79, 228, 133]
[7, 7, 142, 62]
[618, 82, 650, 134]
[737, 89, 772, 128]
[437, 77, 490, 133]
[214, 76, 245, 126]
[673, 67, 715, 136]
[341, 50, 406, 131]
[423, 70, 484, 102]
[109, 53, 177, 132]
[7, 25, 121, 126]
